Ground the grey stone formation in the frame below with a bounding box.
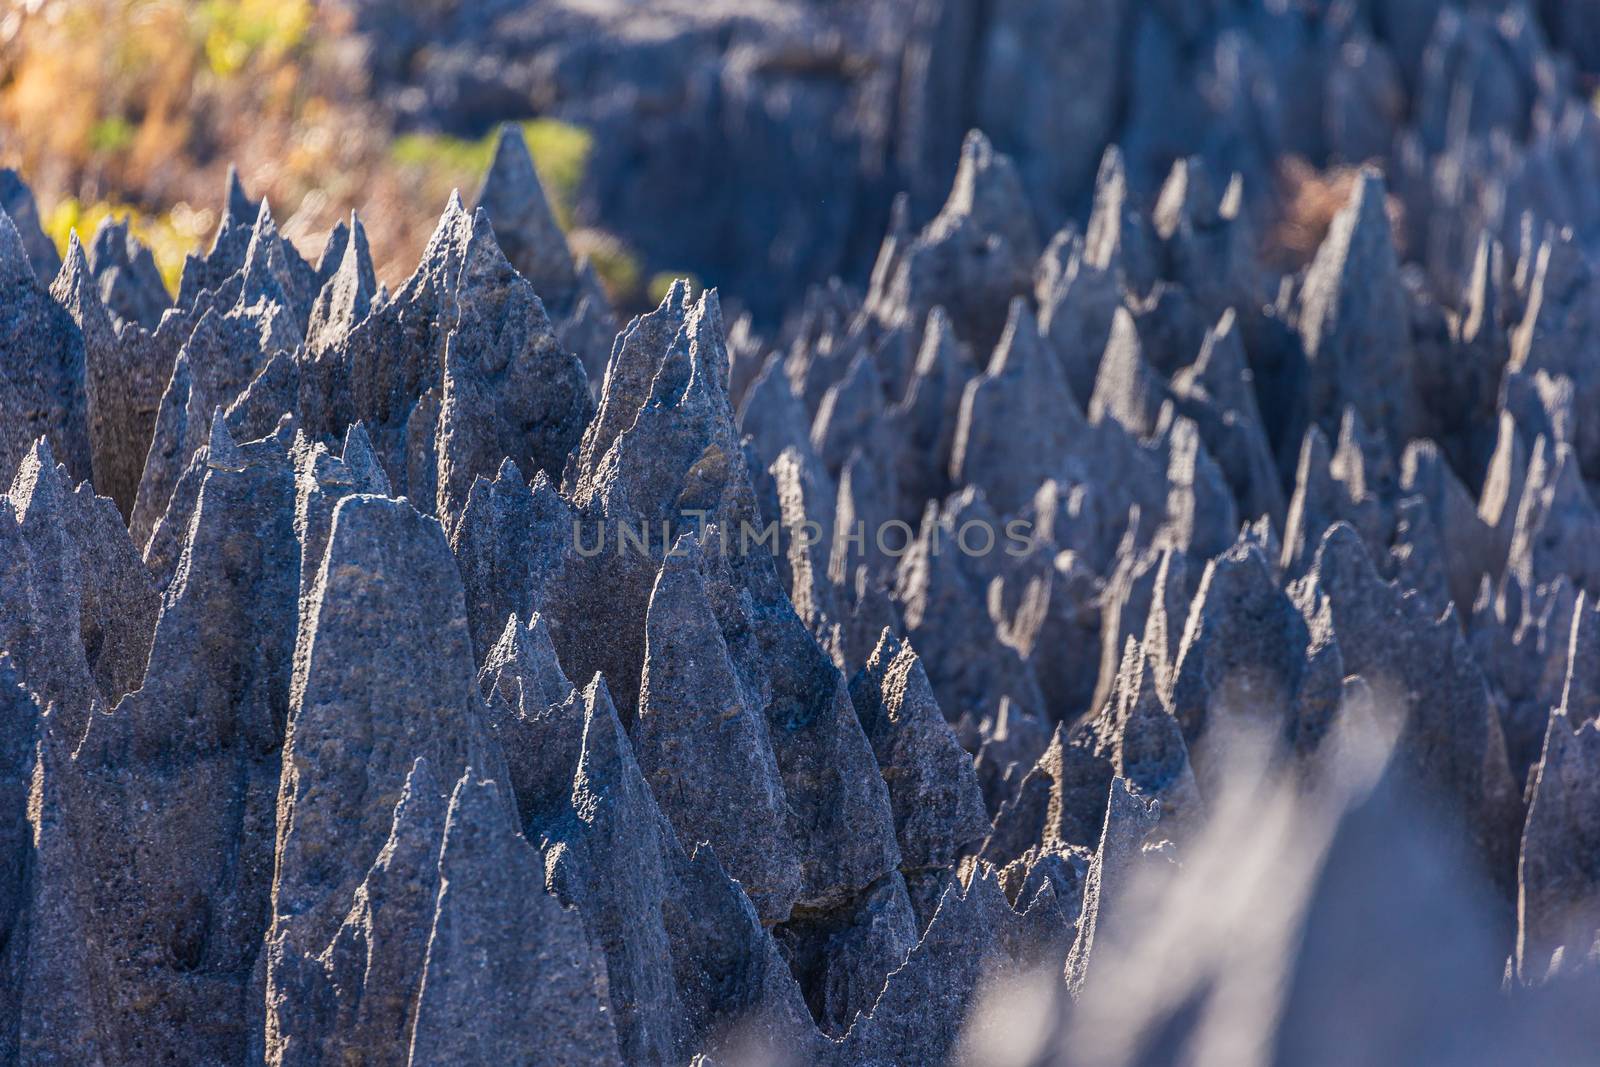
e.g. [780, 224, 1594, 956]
[0, 209, 92, 487]
[409, 771, 623, 1066]
[848, 629, 990, 876]
[86, 215, 171, 332]
[0, 169, 60, 284]
[635, 535, 802, 925]
[1518, 711, 1600, 982]
[11, 4, 1600, 1056]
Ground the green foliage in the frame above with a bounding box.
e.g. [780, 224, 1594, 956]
[586, 243, 643, 305]
[197, 0, 313, 77]
[89, 117, 136, 154]
[389, 132, 496, 177]
[521, 118, 591, 221]
[648, 271, 701, 305]
[44, 198, 206, 293]
[390, 118, 594, 227]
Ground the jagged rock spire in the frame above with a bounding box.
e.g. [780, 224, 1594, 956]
[473, 122, 580, 311]
[306, 211, 375, 353]
[952, 298, 1084, 514]
[838, 864, 1067, 1064]
[849, 629, 990, 872]
[52, 232, 151, 517]
[1170, 540, 1312, 752]
[435, 207, 594, 526]
[1084, 145, 1159, 293]
[409, 770, 623, 1065]
[85, 214, 172, 331]
[771, 444, 840, 634]
[812, 347, 885, 477]
[894, 498, 1047, 732]
[983, 721, 1115, 870]
[0, 209, 93, 486]
[870, 131, 1040, 354]
[1064, 777, 1161, 996]
[884, 307, 971, 517]
[307, 757, 447, 1065]
[543, 674, 687, 1063]
[636, 534, 802, 924]
[476, 612, 584, 834]
[1517, 711, 1600, 982]
[1508, 437, 1600, 594]
[1171, 310, 1286, 529]
[1089, 307, 1168, 439]
[271, 495, 505, 951]
[1095, 639, 1202, 831]
[0, 169, 61, 282]
[1294, 523, 1522, 890]
[1297, 169, 1415, 446]
[5, 437, 155, 718]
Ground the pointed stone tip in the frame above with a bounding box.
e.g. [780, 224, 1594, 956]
[207, 407, 246, 471]
[1119, 633, 1142, 672]
[659, 277, 692, 310]
[866, 625, 907, 670]
[1220, 172, 1244, 219]
[402, 755, 443, 804]
[446, 189, 466, 213]
[494, 121, 530, 153]
[224, 164, 254, 223]
[665, 529, 704, 568]
[491, 610, 524, 653]
[494, 456, 525, 486]
[1109, 303, 1138, 343]
[697, 285, 723, 320]
[445, 766, 509, 838]
[210, 406, 233, 444]
[1212, 307, 1237, 340]
[577, 673, 630, 775]
[985, 298, 1045, 378]
[583, 670, 613, 710]
[89, 211, 128, 245]
[1339, 169, 1394, 242]
[1297, 423, 1333, 471]
[0, 208, 32, 286]
[960, 128, 994, 160]
[8, 436, 70, 513]
[1154, 157, 1216, 237]
[1095, 144, 1128, 187]
[341, 419, 373, 457]
[484, 123, 540, 191]
[1336, 404, 1365, 443]
[1313, 519, 1375, 576]
[25, 435, 58, 476]
[1108, 774, 1160, 819]
[1353, 166, 1388, 201]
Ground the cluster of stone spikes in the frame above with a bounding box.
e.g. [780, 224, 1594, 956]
[9, 6, 1600, 1063]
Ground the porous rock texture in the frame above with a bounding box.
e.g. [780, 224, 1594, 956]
[9, 4, 1600, 1063]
